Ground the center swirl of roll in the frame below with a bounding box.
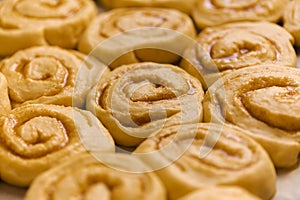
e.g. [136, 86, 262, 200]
[23, 57, 63, 80]
[99, 9, 185, 38]
[10, 55, 69, 102]
[14, 0, 82, 18]
[209, 31, 277, 71]
[211, 0, 258, 9]
[107, 67, 192, 127]
[241, 80, 300, 131]
[172, 130, 256, 172]
[117, 11, 167, 30]
[1, 108, 72, 158]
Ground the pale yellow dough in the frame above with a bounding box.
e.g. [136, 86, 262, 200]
[25, 153, 166, 200]
[178, 186, 261, 200]
[86, 62, 204, 147]
[203, 65, 300, 168]
[0, 0, 97, 56]
[0, 46, 109, 108]
[134, 123, 276, 200]
[283, 0, 300, 47]
[78, 8, 196, 68]
[181, 22, 296, 89]
[192, 0, 289, 29]
[100, 0, 197, 13]
[0, 104, 115, 187]
[0, 72, 11, 116]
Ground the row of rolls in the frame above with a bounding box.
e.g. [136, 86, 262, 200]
[0, 0, 300, 57]
[0, 0, 299, 200]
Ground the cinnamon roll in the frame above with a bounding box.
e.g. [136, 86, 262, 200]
[100, 0, 197, 14]
[0, 46, 109, 108]
[25, 153, 166, 200]
[86, 62, 204, 147]
[134, 123, 276, 200]
[78, 8, 196, 68]
[283, 0, 300, 47]
[192, 0, 289, 29]
[0, 0, 97, 56]
[178, 186, 261, 200]
[0, 72, 11, 116]
[0, 104, 114, 187]
[203, 65, 300, 168]
[181, 22, 296, 89]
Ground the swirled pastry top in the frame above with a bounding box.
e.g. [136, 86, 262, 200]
[0, 104, 115, 187]
[192, 0, 289, 28]
[0, 72, 11, 116]
[203, 65, 300, 168]
[178, 186, 261, 200]
[25, 153, 167, 200]
[134, 123, 276, 200]
[283, 0, 300, 47]
[0, 46, 109, 108]
[86, 62, 204, 147]
[181, 22, 296, 88]
[0, 0, 97, 56]
[100, 0, 197, 14]
[78, 7, 196, 66]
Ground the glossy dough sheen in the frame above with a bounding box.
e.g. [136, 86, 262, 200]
[78, 8, 196, 68]
[178, 186, 262, 200]
[283, 0, 300, 47]
[203, 65, 300, 168]
[0, 46, 109, 108]
[25, 153, 167, 200]
[0, 0, 97, 56]
[181, 22, 296, 88]
[86, 62, 204, 147]
[0, 104, 114, 187]
[100, 0, 197, 13]
[0, 72, 11, 116]
[134, 123, 276, 200]
[192, 0, 289, 28]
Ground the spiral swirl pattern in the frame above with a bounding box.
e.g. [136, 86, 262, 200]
[0, 72, 11, 115]
[192, 0, 289, 28]
[78, 8, 196, 68]
[100, 0, 197, 14]
[0, 104, 114, 186]
[0, 46, 106, 108]
[178, 186, 261, 200]
[283, 0, 300, 47]
[203, 65, 300, 168]
[25, 153, 166, 200]
[134, 123, 276, 200]
[0, 0, 97, 56]
[181, 22, 296, 89]
[86, 62, 204, 147]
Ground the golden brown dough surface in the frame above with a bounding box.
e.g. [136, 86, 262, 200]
[87, 62, 204, 147]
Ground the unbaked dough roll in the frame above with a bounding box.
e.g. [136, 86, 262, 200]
[178, 186, 261, 200]
[192, 0, 289, 29]
[134, 123, 276, 200]
[100, 0, 197, 14]
[203, 65, 300, 168]
[283, 0, 300, 47]
[78, 8, 196, 68]
[0, 0, 97, 56]
[0, 72, 11, 116]
[25, 153, 166, 200]
[86, 62, 204, 147]
[0, 46, 109, 108]
[181, 22, 296, 89]
[0, 104, 115, 187]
